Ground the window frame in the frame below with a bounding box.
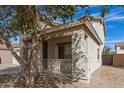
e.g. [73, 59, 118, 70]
[57, 42, 72, 59]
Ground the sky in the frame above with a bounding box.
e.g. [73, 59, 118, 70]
[72, 6, 124, 52]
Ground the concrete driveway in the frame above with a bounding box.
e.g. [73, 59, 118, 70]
[63, 66, 124, 88]
[0, 64, 20, 75]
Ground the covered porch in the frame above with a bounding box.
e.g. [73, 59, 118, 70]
[41, 26, 91, 81]
[42, 36, 72, 75]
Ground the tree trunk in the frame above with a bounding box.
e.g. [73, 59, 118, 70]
[5, 42, 26, 68]
[4, 41, 32, 87]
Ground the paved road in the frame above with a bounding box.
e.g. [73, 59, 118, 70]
[0, 64, 20, 75]
[63, 66, 124, 88]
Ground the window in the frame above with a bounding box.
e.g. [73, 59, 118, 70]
[58, 43, 72, 59]
[97, 48, 100, 60]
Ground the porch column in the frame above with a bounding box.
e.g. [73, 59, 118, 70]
[72, 30, 89, 81]
[39, 39, 44, 71]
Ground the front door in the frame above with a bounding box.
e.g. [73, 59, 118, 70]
[58, 43, 72, 75]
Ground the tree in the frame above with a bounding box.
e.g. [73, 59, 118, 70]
[0, 5, 123, 87]
[104, 46, 112, 54]
[0, 5, 79, 87]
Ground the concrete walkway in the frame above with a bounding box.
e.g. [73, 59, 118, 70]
[63, 66, 124, 88]
[0, 64, 20, 75]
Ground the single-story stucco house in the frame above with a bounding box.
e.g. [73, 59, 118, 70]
[115, 42, 124, 54]
[0, 43, 20, 65]
[0, 16, 105, 82]
[26, 16, 105, 82]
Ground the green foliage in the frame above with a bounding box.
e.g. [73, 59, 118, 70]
[0, 6, 17, 42]
[104, 46, 112, 54]
[100, 6, 110, 17]
[10, 6, 38, 35]
[38, 5, 77, 22]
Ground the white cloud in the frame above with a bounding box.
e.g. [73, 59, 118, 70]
[107, 24, 114, 29]
[105, 39, 124, 44]
[106, 11, 120, 18]
[106, 16, 124, 22]
[91, 12, 100, 16]
[105, 10, 124, 22]
[90, 8, 124, 22]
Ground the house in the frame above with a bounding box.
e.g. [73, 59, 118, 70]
[115, 42, 124, 54]
[112, 42, 124, 67]
[31, 16, 105, 82]
[0, 44, 12, 64]
[0, 43, 20, 65]
[103, 42, 124, 67]
[0, 16, 105, 82]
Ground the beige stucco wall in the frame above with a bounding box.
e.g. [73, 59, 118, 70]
[90, 21, 105, 43]
[88, 21, 105, 74]
[0, 50, 13, 64]
[87, 36, 102, 74]
[71, 27, 89, 80]
[116, 47, 124, 54]
[47, 36, 71, 59]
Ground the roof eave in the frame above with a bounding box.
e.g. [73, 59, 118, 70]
[84, 21, 103, 45]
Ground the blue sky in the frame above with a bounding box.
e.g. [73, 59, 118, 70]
[73, 6, 124, 52]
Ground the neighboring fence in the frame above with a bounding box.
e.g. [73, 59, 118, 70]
[113, 54, 124, 67]
[103, 54, 124, 67]
[102, 54, 113, 65]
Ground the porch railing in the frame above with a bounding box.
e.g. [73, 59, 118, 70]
[40, 59, 72, 76]
[38, 58, 91, 80]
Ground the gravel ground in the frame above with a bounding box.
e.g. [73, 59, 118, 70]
[63, 65, 124, 88]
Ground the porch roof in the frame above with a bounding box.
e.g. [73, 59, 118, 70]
[44, 16, 105, 44]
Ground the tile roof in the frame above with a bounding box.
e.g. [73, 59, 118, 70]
[0, 44, 8, 50]
[45, 16, 105, 34]
[0, 43, 20, 50]
[115, 42, 124, 47]
[44, 16, 104, 45]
